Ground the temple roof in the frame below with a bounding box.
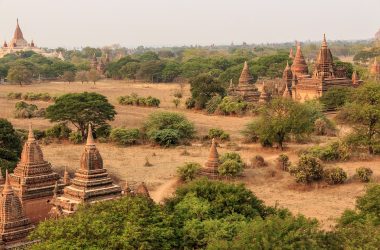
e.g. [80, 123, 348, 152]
[316, 34, 334, 65]
[13, 19, 24, 41]
[0, 171, 25, 222]
[291, 42, 309, 76]
[19, 124, 45, 165]
[239, 61, 254, 85]
[283, 61, 293, 80]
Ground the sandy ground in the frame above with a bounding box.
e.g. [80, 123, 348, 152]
[0, 80, 379, 229]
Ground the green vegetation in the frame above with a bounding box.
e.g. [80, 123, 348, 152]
[143, 112, 195, 147]
[219, 152, 244, 177]
[208, 128, 230, 141]
[117, 93, 160, 107]
[244, 98, 324, 150]
[303, 141, 350, 162]
[323, 167, 347, 185]
[320, 86, 353, 110]
[356, 167, 373, 182]
[337, 83, 380, 154]
[289, 155, 324, 184]
[46, 92, 116, 139]
[14, 101, 45, 119]
[277, 154, 291, 171]
[45, 123, 72, 140]
[0, 119, 22, 174]
[177, 162, 201, 182]
[109, 128, 140, 146]
[189, 74, 225, 109]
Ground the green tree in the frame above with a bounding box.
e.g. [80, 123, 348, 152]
[189, 73, 225, 109]
[0, 119, 22, 174]
[62, 71, 75, 84]
[337, 83, 380, 154]
[137, 60, 165, 82]
[119, 62, 140, 80]
[319, 86, 353, 110]
[7, 64, 33, 86]
[75, 70, 88, 84]
[244, 98, 321, 150]
[45, 92, 116, 138]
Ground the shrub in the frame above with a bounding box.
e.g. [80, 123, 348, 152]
[118, 94, 160, 107]
[7, 92, 22, 100]
[314, 118, 335, 136]
[185, 98, 196, 109]
[205, 95, 222, 114]
[251, 155, 266, 168]
[150, 129, 180, 147]
[277, 154, 291, 171]
[218, 159, 244, 177]
[95, 124, 112, 139]
[356, 167, 373, 183]
[110, 128, 140, 146]
[14, 101, 39, 119]
[323, 167, 347, 185]
[173, 90, 183, 99]
[290, 155, 324, 184]
[69, 132, 83, 144]
[45, 123, 72, 139]
[22, 92, 52, 101]
[144, 112, 195, 146]
[220, 152, 243, 165]
[208, 128, 230, 141]
[177, 162, 201, 182]
[304, 141, 350, 162]
[217, 96, 248, 115]
[172, 98, 181, 108]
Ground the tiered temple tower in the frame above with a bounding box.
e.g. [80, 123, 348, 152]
[9, 125, 63, 222]
[200, 139, 220, 179]
[228, 61, 260, 102]
[291, 42, 309, 77]
[9, 19, 28, 48]
[0, 171, 34, 248]
[313, 34, 335, 79]
[50, 125, 122, 216]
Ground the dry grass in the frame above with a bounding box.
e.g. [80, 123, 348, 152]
[0, 80, 379, 229]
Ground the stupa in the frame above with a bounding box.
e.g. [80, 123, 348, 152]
[259, 82, 271, 103]
[200, 139, 219, 179]
[228, 61, 260, 102]
[291, 42, 309, 77]
[49, 124, 122, 216]
[0, 171, 34, 248]
[9, 125, 63, 222]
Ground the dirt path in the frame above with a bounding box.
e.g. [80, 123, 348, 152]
[150, 178, 179, 203]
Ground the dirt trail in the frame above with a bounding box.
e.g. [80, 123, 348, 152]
[150, 178, 179, 203]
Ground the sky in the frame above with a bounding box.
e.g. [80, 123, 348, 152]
[0, 0, 378, 49]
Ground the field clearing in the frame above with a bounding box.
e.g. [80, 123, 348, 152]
[0, 80, 379, 229]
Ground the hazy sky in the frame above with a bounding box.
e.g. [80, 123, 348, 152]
[0, 0, 378, 48]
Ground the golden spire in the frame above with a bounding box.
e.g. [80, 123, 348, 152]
[86, 124, 95, 146]
[208, 138, 219, 161]
[322, 34, 328, 47]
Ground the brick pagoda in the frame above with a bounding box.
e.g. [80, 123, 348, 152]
[228, 61, 260, 102]
[49, 124, 122, 216]
[200, 139, 220, 179]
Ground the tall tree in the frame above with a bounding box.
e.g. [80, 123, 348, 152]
[7, 64, 33, 86]
[337, 83, 380, 154]
[62, 71, 75, 84]
[45, 92, 116, 138]
[0, 119, 22, 173]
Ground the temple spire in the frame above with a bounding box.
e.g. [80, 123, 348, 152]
[27, 123, 35, 142]
[86, 124, 95, 146]
[322, 34, 328, 47]
[238, 61, 253, 85]
[2, 170, 12, 195]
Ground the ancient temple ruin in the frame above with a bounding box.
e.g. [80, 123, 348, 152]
[228, 61, 260, 102]
[370, 58, 380, 80]
[285, 35, 357, 102]
[200, 139, 220, 179]
[0, 171, 34, 249]
[49, 124, 122, 216]
[9, 125, 63, 222]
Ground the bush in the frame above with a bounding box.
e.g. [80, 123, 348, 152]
[208, 128, 230, 141]
[290, 155, 324, 184]
[46, 123, 72, 139]
[177, 162, 201, 182]
[217, 96, 248, 115]
[323, 167, 347, 185]
[14, 101, 39, 119]
[118, 94, 160, 107]
[150, 129, 180, 147]
[144, 112, 195, 146]
[277, 154, 291, 171]
[304, 141, 350, 162]
[7, 92, 22, 100]
[95, 124, 112, 138]
[205, 95, 222, 114]
[218, 159, 244, 177]
[356, 167, 373, 183]
[22, 92, 52, 101]
[314, 118, 336, 136]
[251, 155, 266, 168]
[220, 152, 243, 165]
[185, 98, 196, 109]
[172, 98, 181, 108]
[110, 128, 140, 146]
[69, 132, 83, 144]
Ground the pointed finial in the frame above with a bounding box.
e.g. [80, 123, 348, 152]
[86, 124, 95, 146]
[28, 123, 35, 142]
[2, 170, 12, 194]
